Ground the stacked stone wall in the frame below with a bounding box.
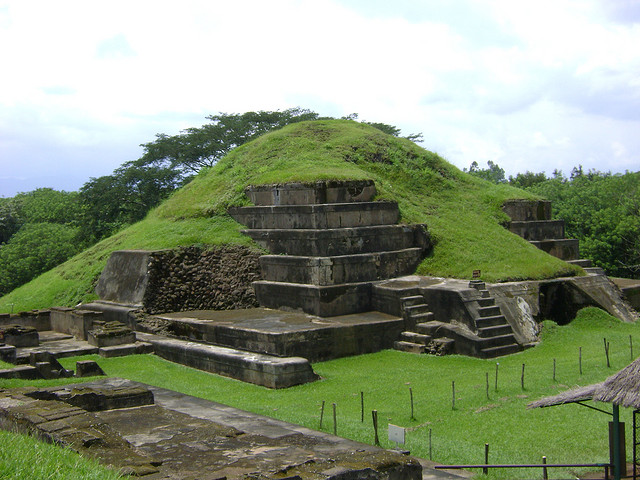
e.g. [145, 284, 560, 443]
[142, 245, 261, 314]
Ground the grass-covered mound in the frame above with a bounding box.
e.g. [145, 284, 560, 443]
[0, 120, 579, 312]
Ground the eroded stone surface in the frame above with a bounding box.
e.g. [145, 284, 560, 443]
[0, 379, 424, 480]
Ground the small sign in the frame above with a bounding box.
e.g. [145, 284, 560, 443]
[388, 424, 406, 444]
[472, 270, 481, 279]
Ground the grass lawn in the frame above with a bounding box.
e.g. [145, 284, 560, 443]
[2, 307, 638, 479]
[0, 429, 122, 480]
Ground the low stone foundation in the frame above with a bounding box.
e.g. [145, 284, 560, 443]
[137, 333, 318, 389]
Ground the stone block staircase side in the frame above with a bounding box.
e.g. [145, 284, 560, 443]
[382, 283, 521, 358]
[502, 199, 592, 268]
[228, 180, 431, 317]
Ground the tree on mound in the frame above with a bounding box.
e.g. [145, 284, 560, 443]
[78, 109, 419, 243]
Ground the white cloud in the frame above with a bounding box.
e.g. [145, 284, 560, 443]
[0, 0, 638, 196]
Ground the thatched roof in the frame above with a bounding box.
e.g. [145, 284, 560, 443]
[594, 357, 640, 408]
[527, 383, 602, 409]
[529, 357, 640, 410]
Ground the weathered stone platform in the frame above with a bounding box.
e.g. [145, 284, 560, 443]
[139, 308, 405, 363]
[0, 378, 435, 479]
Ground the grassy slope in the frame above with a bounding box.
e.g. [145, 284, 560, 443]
[0, 120, 579, 313]
[1, 308, 637, 479]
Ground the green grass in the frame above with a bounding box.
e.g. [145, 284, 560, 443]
[2, 307, 636, 479]
[0, 429, 122, 480]
[0, 120, 579, 313]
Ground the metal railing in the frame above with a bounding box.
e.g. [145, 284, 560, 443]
[434, 460, 611, 479]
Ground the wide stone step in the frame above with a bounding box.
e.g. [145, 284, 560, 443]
[245, 180, 376, 206]
[259, 248, 423, 285]
[478, 305, 501, 317]
[404, 304, 430, 316]
[479, 333, 518, 348]
[481, 343, 522, 358]
[253, 281, 372, 317]
[509, 220, 565, 241]
[394, 340, 425, 354]
[475, 315, 508, 328]
[477, 324, 514, 338]
[400, 295, 425, 307]
[244, 224, 430, 256]
[400, 331, 431, 345]
[411, 312, 434, 323]
[229, 202, 399, 229]
[477, 298, 495, 307]
[568, 259, 593, 268]
[530, 239, 580, 261]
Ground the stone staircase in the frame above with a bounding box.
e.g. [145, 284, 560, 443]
[393, 293, 434, 354]
[229, 180, 431, 317]
[389, 282, 521, 358]
[468, 283, 521, 357]
[503, 199, 592, 267]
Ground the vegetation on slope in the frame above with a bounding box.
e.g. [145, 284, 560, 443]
[0, 119, 578, 313]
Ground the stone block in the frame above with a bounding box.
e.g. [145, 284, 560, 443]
[253, 281, 372, 317]
[530, 239, 580, 261]
[502, 199, 552, 221]
[0, 365, 41, 379]
[0, 325, 39, 347]
[508, 220, 565, 241]
[75, 360, 106, 377]
[259, 248, 423, 286]
[46, 385, 155, 411]
[50, 308, 103, 340]
[98, 342, 153, 358]
[0, 311, 51, 331]
[87, 322, 136, 347]
[94, 250, 152, 305]
[0, 344, 16, 363]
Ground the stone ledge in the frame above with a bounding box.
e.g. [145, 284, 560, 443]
[137, 333, 319, 389]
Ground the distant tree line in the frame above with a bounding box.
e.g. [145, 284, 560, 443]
[1, 111, 637, 297]
[0, 109, 419, 296]
[466, 161, 640, 279]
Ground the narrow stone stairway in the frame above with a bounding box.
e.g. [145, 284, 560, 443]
[471, 286, 521, 357]
[229, 180, 432, 317]
[393, 293, 434, 354]
[390, 283, 521, 358]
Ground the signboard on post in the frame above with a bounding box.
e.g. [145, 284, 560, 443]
[472, 270, 481, 279]
[388, 424, 406, 446]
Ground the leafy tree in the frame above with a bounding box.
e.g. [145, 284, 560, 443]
[464, 160, 506, 183]
[526, 170, 640, 278]
[508, 171, 548, 189]
[0, 223, 82, 296]
[78, 163, 186, 242]
[15, 188, 81, 225]
[0, 197, 23, 244]
[138, 108, 321, 176]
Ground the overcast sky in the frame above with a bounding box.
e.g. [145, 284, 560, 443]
[1, 0, 638, 197]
